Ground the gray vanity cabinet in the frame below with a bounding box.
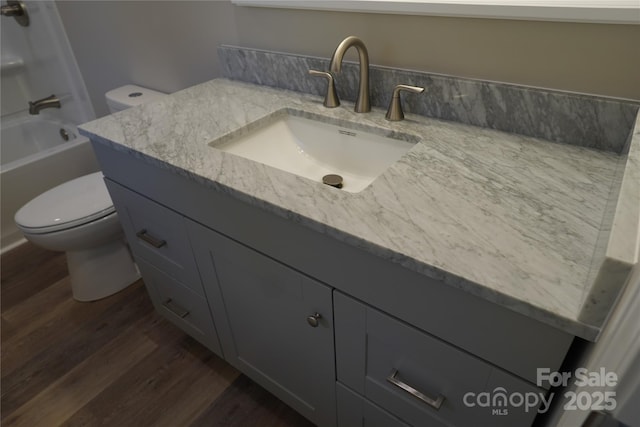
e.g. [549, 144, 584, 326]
[187, 221, 337, 427]
[104, 180, 223, 356]
[94, 142, 575, 427]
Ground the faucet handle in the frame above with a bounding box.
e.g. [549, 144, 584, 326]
[385, 84, 425, 121]
[309, 70, 340, 108]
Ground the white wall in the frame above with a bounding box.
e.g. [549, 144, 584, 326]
[56, 1, 239, 117]
[232, 5, 640, 100]
[57, 0, 639, 119]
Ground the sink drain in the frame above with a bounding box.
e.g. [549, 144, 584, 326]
[322, 174, 343, 189]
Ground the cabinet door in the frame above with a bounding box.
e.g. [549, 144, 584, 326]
[188, 221, 336, 427]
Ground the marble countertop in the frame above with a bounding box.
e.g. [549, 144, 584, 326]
[80, 79, 631, 340]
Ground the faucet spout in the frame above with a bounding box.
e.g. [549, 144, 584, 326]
[29, 94, 61, 115]
[329, 36, 370, 113]
[1, 0, 29, 26]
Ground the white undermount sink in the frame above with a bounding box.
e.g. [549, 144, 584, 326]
[213, 111, 418, 193]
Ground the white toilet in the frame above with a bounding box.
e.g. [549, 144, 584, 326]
[14, 84, 166, 301]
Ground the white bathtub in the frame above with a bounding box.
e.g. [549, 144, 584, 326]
[1, 116, 100, 252]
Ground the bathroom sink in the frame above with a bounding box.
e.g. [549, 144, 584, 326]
[212, 111, 417, 193]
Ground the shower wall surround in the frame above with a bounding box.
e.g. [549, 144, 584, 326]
[219, 45, 638, 154]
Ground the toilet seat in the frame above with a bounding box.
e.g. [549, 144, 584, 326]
[15, 172, 115, 234]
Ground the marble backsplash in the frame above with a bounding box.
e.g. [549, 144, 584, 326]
[219, 45, 639, 154]
[581, 113, 640, 327]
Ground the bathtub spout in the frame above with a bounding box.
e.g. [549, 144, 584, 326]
[29, 95, 61, 115]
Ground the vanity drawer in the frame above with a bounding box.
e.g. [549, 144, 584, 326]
[337, 382, 412, 427]
[105, 180, 204, 296]
[334, 291, 544, 427]
[136, 258, 222, 357]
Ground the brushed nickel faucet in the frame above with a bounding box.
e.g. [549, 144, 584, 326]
[329, 36, 370, 113]
[308, 70, 340, 108]
[385, 84, 425, 121]
[29, 94, 61, 115]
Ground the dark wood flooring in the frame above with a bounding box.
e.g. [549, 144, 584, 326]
[1, 242, 314, 427]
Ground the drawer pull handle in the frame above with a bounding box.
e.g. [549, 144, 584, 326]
[162, 298, 189, 318]
[386, 369, 445, 410]
[136, 229, 166, 248]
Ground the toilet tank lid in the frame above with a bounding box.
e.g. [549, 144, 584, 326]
[15, 172, 115, 232]
[105, 84, 167, 110]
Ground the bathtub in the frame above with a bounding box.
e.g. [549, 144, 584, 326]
[1, 116, 100, 252]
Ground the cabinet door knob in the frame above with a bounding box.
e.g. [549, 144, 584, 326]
[306, 312, 322, 327]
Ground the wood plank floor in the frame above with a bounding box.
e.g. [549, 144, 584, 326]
[1, 242, 314, 427]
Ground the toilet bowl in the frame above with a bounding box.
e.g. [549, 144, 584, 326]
[15, 171, 140, 301]
[14, 84, 167, 301]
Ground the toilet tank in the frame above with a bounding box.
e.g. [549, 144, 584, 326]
[105, 85, 167, 114]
